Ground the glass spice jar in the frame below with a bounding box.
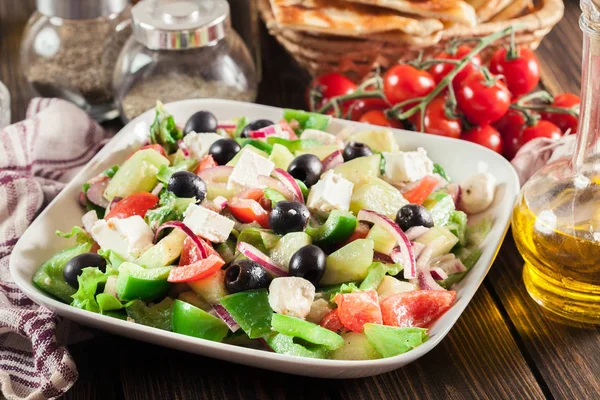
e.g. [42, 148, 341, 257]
[113, 0, 257, 123]
[512, 0, 600, 323]
[20, 0, 131, 121]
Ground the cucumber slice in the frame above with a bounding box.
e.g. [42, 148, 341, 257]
[333, 154, 381, 185]
[295, 144, 341, 160]
[188, 269, 228, 305]
[366, 221, 398, 255]
[104, 148, 169, 201]
[269, 232, 312, 269]
[268, 143, 295, 170]
[350, 178, 408, 220]
[226, 146, 269, 166]
[423, 192, 455, 226]
[320, 239, 374, 285]
[135, 229, 186, 269]
[330, 332, 382, 360]
[414, 226, 459, 257]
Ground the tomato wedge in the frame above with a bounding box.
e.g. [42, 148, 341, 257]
[334, 290, 383, 333]
[402, 176, 439, 205]
[319, 309, 345, 334]
[380, 290, 456, 328]
[105, 192, 159, 219]
[194, 155, 218, 174]
[167, 255, 225, 283]
[179, 236, 219, 266]
[228, 197, 270, 228]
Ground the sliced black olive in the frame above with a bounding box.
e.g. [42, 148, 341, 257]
[167, 171, 207, 202]
[183, 111, 218, 135]
[287, 154, 323, 187]
[209, 139, 241, 165]
[224, 260, 271, 294]
[241, 119, 274, 138]
[64, 253, 107, 288]
[396, 204, 434, 231]
[269, 201, 310, 235]
[288, 245, 326, 285]
[342, 141, 373, 162]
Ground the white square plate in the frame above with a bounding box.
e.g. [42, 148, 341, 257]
[10, 99, 519, 378]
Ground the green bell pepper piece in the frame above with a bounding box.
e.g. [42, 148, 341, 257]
[233, 116, 249, 138]
[32, 241, 92, 303]
[363, 323, 428, 358]
[96, 293, 123, 313]
[271, 314, 344, 350]
[263, 333, 329, 359]
[263, 188, 287, 206]
[126, 298, 173, 330]
[98, 249, 126, 270]
[237, 228, 279, 253]
[172, 299, 228, 341]
[235, 138, 274, 154]
[266, 137, 321, 153]
[295, 180, 309, 200]
[305, 210, 358, 245]
[423, 192, 455, 226]
[116, 263, 171, 301]
[359, 262, 402, 291]
[283, 109, 330, 133]
[433, 163, 450, 181]
[220, 289, 273, 339]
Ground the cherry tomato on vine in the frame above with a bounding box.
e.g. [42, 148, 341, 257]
[411, 96, 461, 139]
[489, 46, 540, 97]
[540, 93, 580, 134]
[456, 73, 511, 125]
[462, 125, 503, 154]
[520, 120, 562, 145]
[359, 110, 403, 129]
[383, 64, 436, 105]
[306, 73, 357, 111]
[493, 109, 527, 159]
[429, 45, 482, 87]
[349, 98, 390, 121]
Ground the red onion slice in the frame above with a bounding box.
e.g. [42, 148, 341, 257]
[373, 252, 394, 264]
[217, 122, 237, 130]
[358, 210, 416, 279]
[151, 183, 164, 197]
[438, 258, 467, 274]
[257, 175, 294, 199]
[237, 242, 288, 277]
[154, 221, 208, 259]
[322, 150, 344, 171]
[446, 183, 461, 205]
[213, 196, 228, 211]
[410, 243, 446, 291]
[198, 166, 234, 183]
[86, 179, 110, 208]
[271, 168, 304, 203]
[105, 196, 122, 215]
[177, 140, 190, 157]
[404, 226, 429, 241]
[213, 304, 240, 332]
[248, 124, 277, 139]
[430, 267, 448, 281]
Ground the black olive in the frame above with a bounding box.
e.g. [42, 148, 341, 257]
[209, 139, 241, 165]
[64, 253, 107, 288]
[342, 141, 373, 162]
[241, 119, 274, 138]
[224, 260, 271, 294]
[396, 204, 434, 231]
[269, 201, 310, 234]
[287, 154, 323, 187]
[288, 245, 326, 285]
[167, 171, 207, 202]
[183, 111, 218, 135]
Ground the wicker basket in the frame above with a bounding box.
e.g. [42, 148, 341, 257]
[259, 0, 564, 80]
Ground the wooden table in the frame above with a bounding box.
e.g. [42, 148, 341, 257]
[2, 1, 599, 399]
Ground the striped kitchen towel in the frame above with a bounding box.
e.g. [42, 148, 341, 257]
[0, 98, 108, 400]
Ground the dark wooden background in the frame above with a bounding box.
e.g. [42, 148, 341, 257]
[2, 0, 599, 399]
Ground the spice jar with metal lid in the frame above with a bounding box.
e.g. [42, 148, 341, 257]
[20, 0, 132, 121]
[113, 0, 257, 122]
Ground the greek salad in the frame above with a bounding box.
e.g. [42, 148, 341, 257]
[33, 102, 496, 361]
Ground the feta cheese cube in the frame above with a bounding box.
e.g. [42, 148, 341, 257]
[300, 129, 343, 149]
[91, 215, 154, 260]
[306, 170, 353, 213]
[382, 147, 434, 185]
[183, 132, 224, 159]
[227, 149, 275, 192]
[183, 203, 235, 243]
[268, 277, 316, 319]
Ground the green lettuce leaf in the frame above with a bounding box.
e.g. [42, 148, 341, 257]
[125, 298, 173, 331]
[56, 226, 93, 245]
[70, 267, 111, 313]
[149, 102, 183, 154]
[145, 190, 195, 230]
